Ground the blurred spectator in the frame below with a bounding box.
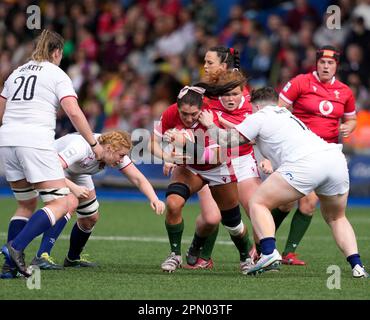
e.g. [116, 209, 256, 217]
[300, 45, 317, 73]
[249, 38, 273, 87]
[187, 0, 217, 34]
[352, 0, 370, 30]
[340, 43, 370, 87]
[266, 14, 283, 46]
[344, 16, 370, 58]
[103, 26, 132, 70]
[313, 12, 350, 48]
[347, 73, 370, 110]
[286, 0, 320, 30]
[84, 100, 106, 133]
[67, 49, 100, 92]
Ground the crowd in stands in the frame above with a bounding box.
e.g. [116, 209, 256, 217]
[1, 0, 370, 153]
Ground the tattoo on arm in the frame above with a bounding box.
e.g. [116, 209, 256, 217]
[208, 124, 248, 147]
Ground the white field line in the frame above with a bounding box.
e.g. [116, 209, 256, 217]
[0, 232, 369, 243]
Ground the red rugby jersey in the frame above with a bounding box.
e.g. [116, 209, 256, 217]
[279, 71, 356, 143]
[154, 103, 220, 170]
[208, 96, 254, 158]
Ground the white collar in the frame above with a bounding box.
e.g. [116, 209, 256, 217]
[313, 71, 335, 85]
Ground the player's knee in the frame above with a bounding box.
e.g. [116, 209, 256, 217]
[299, 201, 316, 215]
[248, 195, 262, 213]
[166, 195, 185, 215]
[279, 202, 294, 212]
[201, 211, 221, 226]
[51, 197, 69, 216]
[78, 212, 99, 230]
[16, 197, 38, 216]
[166, 183, 189, 213]
[221, 205, 244, 237]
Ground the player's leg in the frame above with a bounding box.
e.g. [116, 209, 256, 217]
[246, 172, 303, 275]
[3, 178, 68, 276]
[231, 154, 263, 262]
[162, 166, 205, 272]
[282, 192, 318, 265]
[236, 176, 261, 263]
[1, 179, 37, 279]
[258, 201, 294, 257]
[186, 185, 220, 268]
[184, 185, 220, 269]
[31, 192, 78, 270]
[64, 181, 99, 268]
[1, 148, 69, 276]
[210, 182, 255, 273]
[271, 202, 294, 231]
[319, 192, 368, 278]
[6, 181, 38, 243]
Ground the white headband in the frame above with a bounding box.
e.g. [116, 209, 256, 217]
[178, 86, 206, 99]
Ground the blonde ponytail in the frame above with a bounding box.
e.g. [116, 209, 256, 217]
[31, 29, 64, 62]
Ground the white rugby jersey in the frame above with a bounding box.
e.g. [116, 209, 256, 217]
[235, 106, 339, 170]
[0, 60, 77, 150]
[56, 133, 132, 175]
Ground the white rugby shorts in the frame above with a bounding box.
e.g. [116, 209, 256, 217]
[187, 163, 237, 186]
[65, 171, 95, 191]
[229, 153, 260, 182]
[276, 147, 349, 196]
[0, 146, 65, 183]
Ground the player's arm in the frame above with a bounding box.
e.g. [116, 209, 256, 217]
[65, 178, 89, 199]
[149, 133, 173, 163]
[340, 93, 357, 138]
[58, 156, 89, 199]
[340, 114, 357, 138]
[277, 97, 292, 110]
[149, 133, 188, 164]
[121, 163, 165, 215]
[0, 96, 6, 126]
[198, 110, 249, 148]
[60, 97, 103, 159]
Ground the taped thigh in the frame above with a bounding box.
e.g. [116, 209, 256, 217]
[76, 198, 99, 218]
[38, 187, 70, 202]
[12, 187, 39, 201]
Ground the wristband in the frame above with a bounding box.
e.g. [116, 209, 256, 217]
[90, 141, 98, 147]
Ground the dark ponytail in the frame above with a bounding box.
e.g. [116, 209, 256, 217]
[209, 46, 240, 70]
[195, 69, 246, 98]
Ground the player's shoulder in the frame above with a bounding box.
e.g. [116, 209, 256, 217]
[45, 62, 69, 79]
[333, 78, 352, 92]
[281, 73, 309, 94]
[260, 105, 287, 117]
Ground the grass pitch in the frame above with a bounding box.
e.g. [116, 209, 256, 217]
[0, 197, 369, 300]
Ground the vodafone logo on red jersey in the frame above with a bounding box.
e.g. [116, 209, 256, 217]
[319, 100, 334, 116]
